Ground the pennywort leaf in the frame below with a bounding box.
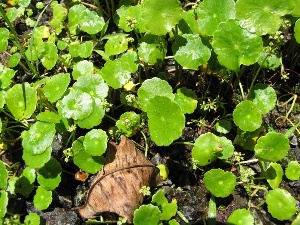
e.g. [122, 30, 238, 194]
[0, 161, 8, 190]
[43, 73, 70, 102]
[285, 161, 300, 181]
[227, 209, 254, 225]
[22, 146, 52, 169]
[0, 190, 8, 218]
[133, 204, 161, 225]
[83, 129, 107, 156]
[265, 163, 283, 189]
[37, 158, 62, 190]
[72, 60, 94, 80]
[33, 186, 52, 211]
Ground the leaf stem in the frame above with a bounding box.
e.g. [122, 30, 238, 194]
[140, 130, 148, 157]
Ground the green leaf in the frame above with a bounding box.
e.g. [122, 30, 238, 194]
[196, 0, 236, 36]
[37, 158, 62, 190]
[5, 83, 37, 120]
[218, 136, 234, 160]
[294, 19, 300, 44]
[265, 162, 283, 189]
[0, 28, 9, 52]
[265, 188, 297, 221]
[174, 87, 198, 114]
[49, 2, 67, 33]
[133, 204, 161, 225]
[0, 64, 15, 89]
[41, 42, 58, 70]
[24, 213, 40, 225]
[140, 0, 182, 36]
[104, 34, 129, 56]
[78, 41, 93, 58]
[72, 138, 105, 174]
[22, 146, 52, 169]
[15, 167, 35, 197]
[115, 4, 142, 32]
[116, 112, 140, 137]
[178, 10, 199, 34]
[152, 189, 168, 206]
[100, 51, 138, 89]
[0, 161, 7, 190]
[203, 169, 236, 198]
[254, 132, 290, 162]
[215, 120, 231, 134]
[147, 96, 185, 146]
[285, 161, 300, 181]
[57, 89, 94, 120]
[37, 111, 61, 124]
[75, 98, 105, 129]
[234, 126, 265, 150]
[33, 186, 52, 211]
[233, 100, 262, 132]
[73, 74, 108, 100]
[248, 84, 277, 114]
[152, 190, 178, 221]
[227, 209, 254, 225]
[8, 53, 21, 67]
[69, 41, 80, 57]
[236, 0, 294, 35]
[44, 73, 70, 102]
[83, 129, 107, 156]
[173, 34, 211, 70]
[137, 34, 167, 65]
[192, 133, 222, 166]
[72, 60, 94, 80]
[137, 77, 174, 112]
[0, 190, 8, 218]
[21, 121, 56, 155]
[212, 19, 263, 72]
[18, 0, 30, 7]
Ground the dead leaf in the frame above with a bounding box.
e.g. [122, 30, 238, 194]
[78, 136, 159, 223]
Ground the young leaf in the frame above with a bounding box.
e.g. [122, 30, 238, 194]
[227, 209, 254, 225]
[43, 73, 70, 102]
[254, 132, 290, 162]
[133, 204, 161, 225]
[5, 83, 37, 120]
[203, 169, 236, 198]
[212, 19, 263, 72]
[192, 133, 223, 166]
[37, 158, 62, 190]
[137, 34, 167, 65]
[265, 188, 297, 221]
[72, 60, 94, 80]
[83, 129, 107, 156]
[265, 162, 283, 189]
[196, 0, 236, 36]
[0, 64, 15, 89]
[0, 190, 8, 218]
[24, 213, 40, 225]
[236, 0, 294, 35]
[285, 161, 300, 181]
[33, 186, 52, 211]
[174, 87, 198, 114]
[56, 89, 94, 120]
[115, 4, 142, 32]
[152, 190, 177, 221]
[41, 42, 58, 70]
[147, 96, 185, 146]
[49, 2, 67, 33]
[21, 121, 56, 155]
[247, 84, 277, 114]
[140, 0, 182, 36]
[116, 112, 140, 137]
[22, 146, 52, 169]
[233, 100, 262, 132]
[0, 161, 7, 190]
[137, 77, 174, 112]
[173, 34, 211, 70]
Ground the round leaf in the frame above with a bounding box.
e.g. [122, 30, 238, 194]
[24, 213, 40, 225]
[265, 162, 283, 189]
[115, 5, 142, 32]
[23, 146, 52, 169]
[37, 158, 62, 190]
[78, 41, 93, 58]
[133, 204, 161, 225]
[227, 209, 254, 225]
[137, 34, 167, 65]
[0, 64, 15, 89]
[236, 0, 294, 35]
[248, 84, 277, 114]
[140, 0, 182, 36]
[203, 169, 236, 197]
[173, 34, 211, 70]
[147, 96, 185, 146]
[233, 100, 262, 132]
[57, 89, 94, 120]
[33, 186, 52, 211]
[104, 34, 129, 56]
[8, 53, 21, 67]
[215, 120, 231, 134]
[116, 112, 141, 137]
[285, 161, 300, 181]
[83, 129, 107, 156]
[174, 87, 198, 114]
[44, 73, 70, 102]
[5, 83, 37, 120]
[265, 188, 297, 221]
[41, 42, 58, 70]
[0, 161, 8, 190]
[0, 190, 8, 218]
[137, 77, 174, 112]
[37, 112, 61, 124]
[218, 136, 234, 160]
[192, 133, 222, 166]
[196, 0, 236, 36]
[212, 19, 263, 72]
[72, 60, 94, 80]
[254, 132, 290, 162]
[21, 122, 56, 155]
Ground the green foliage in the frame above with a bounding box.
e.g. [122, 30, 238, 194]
[295, 19, 300, 44]
[104, 34, 129, 56]
[265, 188, 297, 221]
[285, 161, 300, 181]
[37, 158, 62, 190]
[152, 190, 178, 220]
[24, 213, 40, 225]
[203, 169, 236, 197]
[227, 208, 254, 225]
[15, 167, 35, 197]
[0, 161, 7, 190]
[0, 190, 8, 218]
[174, 88, 198, 114]
[43, 73, 70, 102]
[214, 120, 231, 134]
[116, 112, 140, 137]
[33, 186, 52, 211]
[83, 129, 107, 156]
[133, 204, 161, 225]
[265, 163, 283, 189]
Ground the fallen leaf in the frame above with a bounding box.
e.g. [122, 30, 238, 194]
[78, 136, 159, 223]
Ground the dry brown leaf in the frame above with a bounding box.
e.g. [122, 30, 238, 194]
[78, 136, 159, 223]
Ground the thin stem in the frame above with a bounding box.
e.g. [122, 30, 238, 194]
[104, 114, 117, 122]
[140, 131, 148, 157]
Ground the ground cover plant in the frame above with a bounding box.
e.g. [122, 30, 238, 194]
[0, 0, 300, 224]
